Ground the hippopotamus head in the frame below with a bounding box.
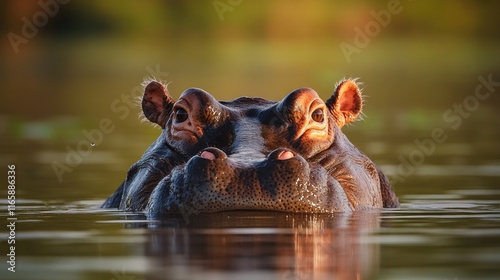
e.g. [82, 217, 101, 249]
[102, 79, 399, 214]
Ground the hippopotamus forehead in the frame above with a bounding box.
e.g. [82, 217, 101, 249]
[228, 118, 267, 164]
[181, 91, 277, 119]
[221, 97, 276, 112]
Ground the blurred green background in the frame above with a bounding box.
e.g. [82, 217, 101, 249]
[1, 0, 499, 200]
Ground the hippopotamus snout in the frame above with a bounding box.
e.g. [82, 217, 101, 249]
[147, 146, 351, 214]
[187, 147, 310, 192]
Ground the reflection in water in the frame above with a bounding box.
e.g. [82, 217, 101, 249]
[123, 211, 381, 279]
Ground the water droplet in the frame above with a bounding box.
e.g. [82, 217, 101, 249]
[91, 143, 95, 147]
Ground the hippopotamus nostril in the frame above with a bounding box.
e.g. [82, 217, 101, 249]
[200, 150, 216, 160]
[268, 148, 295, 161]
[198, 147, 228, 161]
[278, 150, 294, 160]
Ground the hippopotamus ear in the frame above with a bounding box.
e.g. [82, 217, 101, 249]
[326, 79, 363, 128]
[142, 81, 175, 128]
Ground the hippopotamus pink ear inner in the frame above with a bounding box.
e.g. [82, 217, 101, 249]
[326, 79, 363, 128]
[142, 81, 175, 128]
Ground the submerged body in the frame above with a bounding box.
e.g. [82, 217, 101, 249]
[102, 79, 399, 214]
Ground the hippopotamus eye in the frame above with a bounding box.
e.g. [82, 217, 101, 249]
[311, 108, 324, 122]
[175, 108, 188, 123]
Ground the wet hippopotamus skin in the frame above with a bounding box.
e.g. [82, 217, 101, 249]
[102, 79, 399, 214]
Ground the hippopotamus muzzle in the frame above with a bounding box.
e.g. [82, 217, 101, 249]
[148, 146, 352, 214]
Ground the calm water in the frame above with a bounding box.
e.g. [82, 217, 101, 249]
[1, 121, 500, 280]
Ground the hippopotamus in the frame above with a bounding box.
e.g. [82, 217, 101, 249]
[102, 79, 399, 214]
